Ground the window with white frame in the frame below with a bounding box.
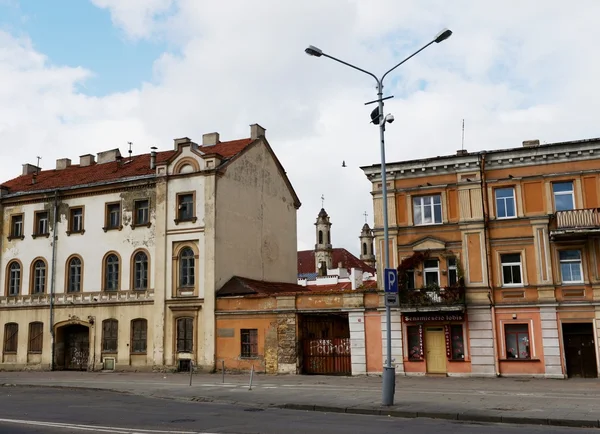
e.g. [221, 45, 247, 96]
[413, 195, 442, 225]
[553, 181, 574, 211]
[447, 257, 458, 286]
[495, 187, 516, 219]
[559, 250, 583, 283]
[423, 259, 439, 287]
[504, 324, 530, 359]
[500, 253, 523, 286]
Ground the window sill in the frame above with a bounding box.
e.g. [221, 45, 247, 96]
[101, 351, 117, 355]
[3, 352, 16, 355]
[501, 285, 525, 289]
[102, 225, 123, 233]
[66, 229, 85, 236]
[561, 282, 585, 286]
[240, 356, 260, 360]
[7, 235, 24, 241]
[174, 217, 197, 225]
[28, 351, 42, 355]
[130, 352, 147, 356]
[31, 233, 50, 239]
[131, 222, 152, 230]
[500, 358, 539, 362]
[413, 222, 443, 227]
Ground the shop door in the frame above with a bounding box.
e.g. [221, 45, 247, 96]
[563, 323, 597, 378]
[425, 327, 447, 374]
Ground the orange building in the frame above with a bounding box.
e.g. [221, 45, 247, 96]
[361, 137, 600, 378]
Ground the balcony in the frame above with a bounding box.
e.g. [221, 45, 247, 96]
[550, 208, 600, 239]
[399, 285, 465, 312]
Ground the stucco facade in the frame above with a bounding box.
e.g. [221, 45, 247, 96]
[362, 137, 600, 378]
[0, 123, 300, 372]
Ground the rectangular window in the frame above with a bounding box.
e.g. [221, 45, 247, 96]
[241, 329, 258, 358]
[28, 322, 43, 353]
[177, 317, 194, 353]
[495, 187, 516, 219]
[413, 195, 442, 225]
[406, 325, 423, 361]
[3, 323, 18, 354]
[131, 319, 147, 354]
[404, 270, 415, 290]
[10, 215, 23, 238]
[423, 259, 439, 287]
[447, 257, 458, 286]
[105, 203, 121, 230]
[134, 200, 149, 226]
[69, 207, 84, 233]
[450, 325, 465, 360]
[559, 250, 583, 283]
[553, 181, 575, 211]
[34, 211, 49, 235]
[102, 320, 118, 353]
[504, 324, 530, 359]
[177, 194, 194, 221]
[501, 253, 523, 286]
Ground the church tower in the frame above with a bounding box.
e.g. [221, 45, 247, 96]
[359, 222, 376, 269]
[314, 207, 333, 275]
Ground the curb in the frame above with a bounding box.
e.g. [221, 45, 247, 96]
[276, 403, 600, 429]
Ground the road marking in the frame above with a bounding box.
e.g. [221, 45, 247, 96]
[0, 418, 216, 434]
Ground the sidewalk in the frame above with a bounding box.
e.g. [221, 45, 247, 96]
[1, 371, 599, 429]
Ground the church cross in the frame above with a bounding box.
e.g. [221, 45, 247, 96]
[363, 211, 368, 223]
[321, 194, 325, 208]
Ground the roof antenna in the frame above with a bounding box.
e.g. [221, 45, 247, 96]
[127, 142, 133, 162]
[36, 156, 41, 175]
[461, 119, 465, 151]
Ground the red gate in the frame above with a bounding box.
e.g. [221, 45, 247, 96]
[301, 314, 351, 375]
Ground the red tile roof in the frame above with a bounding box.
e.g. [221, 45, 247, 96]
[216, 276, 310, 297]
[0, 138, 253, 195]
[297, 248, 376, 275]
[305, 280, 378, 292]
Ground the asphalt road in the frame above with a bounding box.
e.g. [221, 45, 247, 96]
[0, 387, 597, 434]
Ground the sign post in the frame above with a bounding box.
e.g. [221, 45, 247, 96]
[384, 268, 399, 307]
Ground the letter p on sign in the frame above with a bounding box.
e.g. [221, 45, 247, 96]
[384, 268, 398, 293]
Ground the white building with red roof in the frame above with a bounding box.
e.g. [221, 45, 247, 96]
[0, 123, 300, 372]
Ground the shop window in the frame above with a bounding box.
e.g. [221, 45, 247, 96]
[504, 324, 530, 359]
[413, 195, 442, 225]
[406, 325, 423, 361]
[500, 253, 522, 286]
[450, 325, 464, 360]
[241, 329, 258, 358]
[559, 250, 583, 283]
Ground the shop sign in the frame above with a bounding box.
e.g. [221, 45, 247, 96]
[402, 312, 464, 323]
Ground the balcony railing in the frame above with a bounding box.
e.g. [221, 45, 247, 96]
[399, 285, 465, 308]
[555, 208, 600, 230]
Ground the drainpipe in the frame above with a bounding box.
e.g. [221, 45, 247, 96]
[479, 154, 500, 377]
[49, 190, 59, 371]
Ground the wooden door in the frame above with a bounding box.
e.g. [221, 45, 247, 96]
[563, 323, 598, 378]
[425, 327, 447, 374]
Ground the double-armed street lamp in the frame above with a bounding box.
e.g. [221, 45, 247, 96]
[305, 28, 452, 406]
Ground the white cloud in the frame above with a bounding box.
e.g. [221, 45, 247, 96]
[2, 0, 600, 260]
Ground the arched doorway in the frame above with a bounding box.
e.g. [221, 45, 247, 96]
[55, 323, 90, 371]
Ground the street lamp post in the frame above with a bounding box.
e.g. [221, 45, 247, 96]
[305, 28, 452, 406]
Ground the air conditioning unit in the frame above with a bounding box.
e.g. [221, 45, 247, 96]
[102, 357, 116, 371]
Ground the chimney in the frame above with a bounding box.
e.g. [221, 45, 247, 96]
[97, 149, 122, 164]
[150, 147, 157, 170]
[56, 158, 72, 170]
[456, 149, 468, 156]
[79, 154, 95, 167]
[523, 139, 540, 148]
[250, 123, 266, 140]
[22, 163, 39, 176]
[202, 132, 220, 147]
[350, 268, 363, 290]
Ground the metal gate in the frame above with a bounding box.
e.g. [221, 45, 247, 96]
[64, 325, 89, 371]
[301, 314, 351, 375]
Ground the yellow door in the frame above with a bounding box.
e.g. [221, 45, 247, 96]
[425, 328, 447, 374]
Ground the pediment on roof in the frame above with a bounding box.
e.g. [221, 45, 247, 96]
[165, 144, 217, 175]
[411, 236, 446, 252]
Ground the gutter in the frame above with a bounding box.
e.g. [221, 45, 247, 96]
[49, 189, 59, 370]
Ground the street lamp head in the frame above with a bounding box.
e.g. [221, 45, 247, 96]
[434, 28, 452, 43]
[305, 45, 323, 57]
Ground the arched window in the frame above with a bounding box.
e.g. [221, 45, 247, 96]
[104, 254, 119, 291]
[179, 248, 195, 288]
[7, 261, 21, 296]
[362, 243, 367, 255]
[133, 251, 148, 290]
[130, 319, 147, 353]
[32, 259, 46, 294]
[102, 319, 118, 353]
[176, 317, 193, 352]
[67, 257, 82, 293]
[318, 230, 323, 244]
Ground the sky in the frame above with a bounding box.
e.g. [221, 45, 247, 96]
[1, 0, 600, 258]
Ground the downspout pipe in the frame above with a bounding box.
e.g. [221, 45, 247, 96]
[50, 190, 59, 370]
[479, 154, 500, 377]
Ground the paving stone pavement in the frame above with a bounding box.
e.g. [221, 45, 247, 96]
[1, 371, 599, 429]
